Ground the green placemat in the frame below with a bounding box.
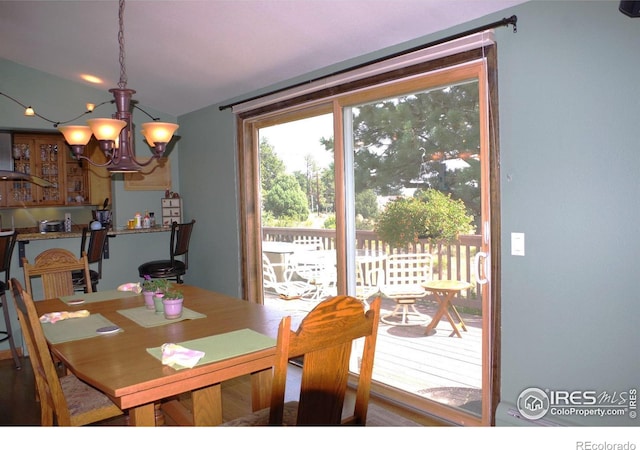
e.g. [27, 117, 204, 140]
[42, 313, 121, 344]
[117, 306, 206, 328]
[60, 290, 140, 305]
[146, 329, 276, 370]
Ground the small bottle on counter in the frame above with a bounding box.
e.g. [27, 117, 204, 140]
[143, 210, 151, 229]
[134, 212, 142, 229]
[149, 212, 156, 227]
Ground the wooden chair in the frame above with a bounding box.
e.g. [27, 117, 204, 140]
[138, 219, 195, 284]
[72, 227, 109, 293]
[222, 295, 381, 426]
[0, 230, 21, 369]
[9, 278, 123, 426]
[380, 253, 433, 326]
[23, 248, 93, 299]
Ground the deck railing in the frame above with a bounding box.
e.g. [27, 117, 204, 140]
[262, 227, 483, 304]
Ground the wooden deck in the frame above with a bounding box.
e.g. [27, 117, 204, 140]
[264, 292, 483, 416]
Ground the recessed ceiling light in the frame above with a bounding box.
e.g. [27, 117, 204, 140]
[81, 74, 103, 84]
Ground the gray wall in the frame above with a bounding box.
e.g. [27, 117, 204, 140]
[178, 1, 639, 426]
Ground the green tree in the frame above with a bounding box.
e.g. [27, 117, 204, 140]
[375, 189, 474, 249]
[355, 189, 379, 219]
[263, 174, 309, 221]
[351, 81, 481, 218]
[259, 137, 286, 193]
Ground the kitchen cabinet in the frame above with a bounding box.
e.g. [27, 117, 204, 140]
[4, 132, 111, 208]
[9, 134, 65, 206]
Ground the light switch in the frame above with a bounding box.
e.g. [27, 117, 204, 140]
[511, 232, 525, 256]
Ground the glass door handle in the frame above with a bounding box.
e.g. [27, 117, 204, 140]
[473, 251, 489, 285]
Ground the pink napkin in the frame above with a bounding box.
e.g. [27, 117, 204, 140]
[39, 310, 90, 324]
[161, 343, 205, 369]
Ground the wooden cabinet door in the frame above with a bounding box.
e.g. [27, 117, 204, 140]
[9, 134, 66, 206]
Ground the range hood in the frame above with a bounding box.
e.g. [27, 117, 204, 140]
[0, 132, 53, 187]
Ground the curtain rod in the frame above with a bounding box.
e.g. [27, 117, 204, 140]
[219, 15, 517, 111]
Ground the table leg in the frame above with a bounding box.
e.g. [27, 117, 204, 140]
[425, 290, 466, 337]
[192, 383, 223, 425]
[424, 291, 449, 335]
[448, 302, 467, 332]
[442, 299, 463, 338]
[128, 402, 157, 426]
[251, 368, 273, 411]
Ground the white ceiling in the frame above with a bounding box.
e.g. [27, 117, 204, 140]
[0, 0, 524, 117]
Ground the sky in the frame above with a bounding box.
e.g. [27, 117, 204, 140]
[259, 113, 333, 173]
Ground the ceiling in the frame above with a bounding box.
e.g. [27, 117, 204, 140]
[0, 0, 524, 117]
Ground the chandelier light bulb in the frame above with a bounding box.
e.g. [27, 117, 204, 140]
[24, 106, 35, 116]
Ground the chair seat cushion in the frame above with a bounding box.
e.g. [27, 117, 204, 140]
[221, 401, 299, 426]
[138, 260, 186, 277]
[61, 373, 122, 420]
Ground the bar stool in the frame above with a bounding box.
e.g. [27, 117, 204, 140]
[138, 220, 195, 284]
[72, 227, 109, 292]
[0, 230, 21, 369]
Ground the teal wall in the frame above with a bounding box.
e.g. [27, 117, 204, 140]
[1, 1, 638, 426]
[179, 1, 639, 426]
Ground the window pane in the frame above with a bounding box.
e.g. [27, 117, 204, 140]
[259, 114, 337, 313]
[348, 80, 483, 418]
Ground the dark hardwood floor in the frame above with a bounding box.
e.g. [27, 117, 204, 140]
[0, 356, 443, 426]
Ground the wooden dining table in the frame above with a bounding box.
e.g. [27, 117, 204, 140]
[34, 285, 289, 426]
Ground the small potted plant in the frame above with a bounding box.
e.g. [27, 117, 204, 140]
[141, 276, 158, 309]
[161, 287, 184, 319]
[141, 277, 171, 311]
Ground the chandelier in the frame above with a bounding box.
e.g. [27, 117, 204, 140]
[58, 0, 178, 173]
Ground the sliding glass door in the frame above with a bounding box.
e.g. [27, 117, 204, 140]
[241, 57, 497, 425]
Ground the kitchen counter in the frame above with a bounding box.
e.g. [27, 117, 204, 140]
[15, 225, 171, 241]
[15, 225, 172, 268]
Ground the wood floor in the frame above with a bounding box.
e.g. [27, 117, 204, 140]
[0, 356, 445, 426]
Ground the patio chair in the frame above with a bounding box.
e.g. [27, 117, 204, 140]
[380, 253, 433, 326]
[222, 295, 381, 425]
[262, 254, 315, 300]
[291, 250, 336, 300]
[292, 236, 324, 251]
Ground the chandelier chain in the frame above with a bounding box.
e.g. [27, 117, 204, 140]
[117, 0, 127, 89]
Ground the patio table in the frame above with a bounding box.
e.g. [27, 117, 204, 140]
[422, 279, 471, 338]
